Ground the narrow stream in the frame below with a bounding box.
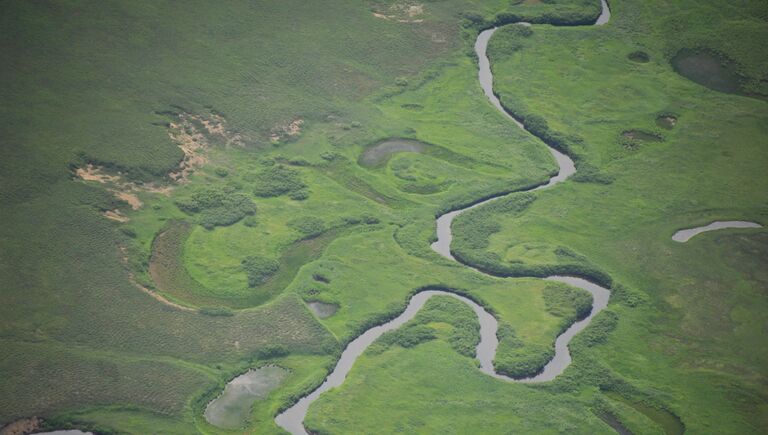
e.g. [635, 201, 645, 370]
[275, 2, 611, 433]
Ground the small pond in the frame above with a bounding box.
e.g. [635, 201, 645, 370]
[655, 115, 677, 130]
[622, 130, 663, 142]
[627, 50, 650, 63]
[358, 138, 427, 167]
[671, 49, 742, 94]
[205, 366, 289, 429]
[307, 301, 338, 319]
[672, 221, 762, 242]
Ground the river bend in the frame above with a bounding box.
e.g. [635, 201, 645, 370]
[276, 2, 612, 433]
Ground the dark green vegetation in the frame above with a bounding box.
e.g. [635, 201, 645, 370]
[1, 0, 767, 434]
[241, 256, 280, 287]
[176, 186, 256, 230]
[251, 165, 308, 200]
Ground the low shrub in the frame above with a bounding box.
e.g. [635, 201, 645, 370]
[241, 255, 280, 287]
[575, 310, 619, 347]
[254, 344, 289, 360]
[376, 324, 437, 349]
[287, 216, 325, 239]
[251, 164, 307, 198]
[175, 186, 256, 229]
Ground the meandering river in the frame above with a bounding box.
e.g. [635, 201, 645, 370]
[274, 2, 614, 433]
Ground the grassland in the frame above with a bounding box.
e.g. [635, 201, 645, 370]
[1, 0, 767, 433]
[449, 0, 768, 432]
[0, 0, 557, 432]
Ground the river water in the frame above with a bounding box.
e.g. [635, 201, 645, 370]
[275, 2, 613, 433]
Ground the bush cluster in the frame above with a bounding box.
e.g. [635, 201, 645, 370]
[241, 255, 280, 287]
[543, 283, 593, 324]
[175, 186, 256, 229]
[575, 310, 619, 347]
[251, 164, 308, 199]
[572, 162, 614, 184]
[287, 216, 326, 239]
[375, 324, 436, 350]
[451, 193, 535, 251]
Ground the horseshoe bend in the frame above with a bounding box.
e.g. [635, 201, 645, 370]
[1, 1, 766, 434]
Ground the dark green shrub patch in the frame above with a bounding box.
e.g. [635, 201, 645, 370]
[243, 215, 258, 227]
[287, 216, 326, 239]
[412, 297, 481, 357]
[495, 343, 555, 378]
[572, 162, 614, 184]
[369, 295, 481, 357]
[574, 310, 618, 347]
[254, 344, 289, 360]
[251, 164, 308, 198]
[175, 186, 256, 229]
[610, 283, 648, 308]
[241, 256, 280, 287]
[312, 273, 330, 283]
[375, 325, 437, 351]
[494, 323, 554, 378]
[451, 193, 535, 251]
[543, 283, 593, 325]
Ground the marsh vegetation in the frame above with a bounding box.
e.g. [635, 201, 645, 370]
[1, 0, 767, 434]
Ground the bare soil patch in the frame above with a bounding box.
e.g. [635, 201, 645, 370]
[270, 118, 304, 144]
[372, 2, 424, 23]
[0, 417, 42, 435]
[103, 210, 129, 222]
[166, 111, 245, 182]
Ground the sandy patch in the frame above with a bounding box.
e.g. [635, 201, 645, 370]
[134, 278, 195, 312]
[166, 112, 243, 182]
[408, 5, 423, 16]
[0, 417, 42, 435]
[75, 164, 170, 209]
[270, 118, 304, 144]
[372, 2, 424, 23]
[167, 120, 209, 183]
[75, 111, 241, 221]
[76, 164, 121, 183]
[113, 191, 142, 210]
[103, 209, 129, 222]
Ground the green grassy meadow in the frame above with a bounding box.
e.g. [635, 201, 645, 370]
[1, 0, 767, 433]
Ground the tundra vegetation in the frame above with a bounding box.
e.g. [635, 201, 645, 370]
[1, 0, 766, 434]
